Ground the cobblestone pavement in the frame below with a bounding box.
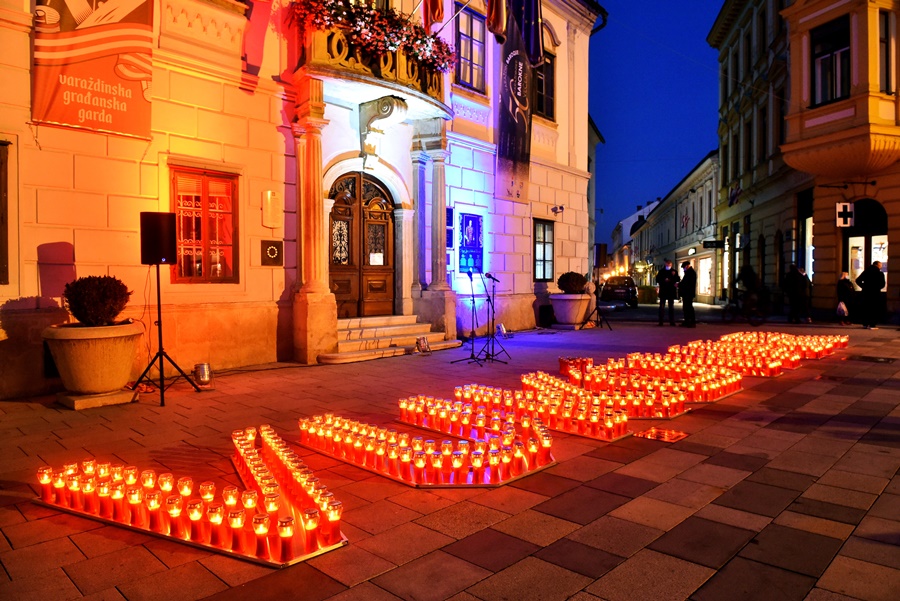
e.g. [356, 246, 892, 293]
[1, 320, 898, 601]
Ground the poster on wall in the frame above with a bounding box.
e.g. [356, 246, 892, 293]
[32, 0, 154, 138]
[494, 12, 532, 203]
[459, 213, 483, 274]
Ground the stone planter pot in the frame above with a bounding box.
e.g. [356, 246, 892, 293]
[549, 294, 591, 325]
[42, 322, 143, 409]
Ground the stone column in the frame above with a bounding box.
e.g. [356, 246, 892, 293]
[410, 151, 429, 295]
[292, 76, 337, 363]
[394, 208, 415, 315]
[428, 148, 450, 291]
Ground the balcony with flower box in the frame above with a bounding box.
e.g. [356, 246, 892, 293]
[289, 1, 452, 120]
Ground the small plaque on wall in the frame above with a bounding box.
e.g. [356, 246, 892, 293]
[261, 240, 283, 266]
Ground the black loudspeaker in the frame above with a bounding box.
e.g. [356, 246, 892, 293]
[140, 212, 177, 265]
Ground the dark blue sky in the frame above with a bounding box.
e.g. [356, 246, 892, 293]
[589, 1, 723, 247]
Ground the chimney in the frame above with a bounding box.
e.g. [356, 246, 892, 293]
[636, 205, 642, 211]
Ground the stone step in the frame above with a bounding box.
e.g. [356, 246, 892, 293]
[338, 322, 433, 341]
[336, 330, 447, 353]
[318, 338, 461, 364]
[337, 315, 418, 330]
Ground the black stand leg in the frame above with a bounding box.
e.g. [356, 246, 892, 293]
[476, 276, 510, 363]
[580, 285, 613, 331]
[452, 276, 483, 366]
[132, 264, 201, 406]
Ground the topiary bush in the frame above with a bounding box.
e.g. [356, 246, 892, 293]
[556, 271, 588, 294]
[63, 276, 132, 326]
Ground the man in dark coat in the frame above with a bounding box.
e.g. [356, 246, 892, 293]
[856, 261, 885, 329]
[679, 261, 697, 327]
[784, 264, 811, 323]
[655, 259, 680, 326]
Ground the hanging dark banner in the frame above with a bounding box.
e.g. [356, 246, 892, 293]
[495, 14, 532, 203]
[32, 0, 153, 139]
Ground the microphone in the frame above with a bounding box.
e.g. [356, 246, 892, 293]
[467, 268, 473, 281]
[485, 272, 500, 282]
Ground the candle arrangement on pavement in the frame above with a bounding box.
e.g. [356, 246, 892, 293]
[298, 412, 554, 487]
[666, 331, 847, 376]
[34, 425, 346, 567]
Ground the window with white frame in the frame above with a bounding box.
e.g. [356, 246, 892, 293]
[811, 15, 850, 106]
[534, 219, 554, 282]
[455, 4, 486, 93]
[534, 54, 555, 120]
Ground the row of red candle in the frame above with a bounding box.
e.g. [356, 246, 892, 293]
[231, 426, 343, 556]
[663, 353, 786, 377]
[562, 356, 714, 383]
[718, 331, 848, 348]
[524, 368, 740, 406]
[298, 414, 553, 485]
[299, 412, 548, 464]
[559, 369, 742, 400]
[716, 331, 846, 358]
[397, 397, 547, 445]
[437, 384, 633, 441]
[238, 425, 338, 514]
[36, 460, 330, 563]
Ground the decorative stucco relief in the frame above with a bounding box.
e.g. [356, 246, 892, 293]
[160, 0, 246, 68]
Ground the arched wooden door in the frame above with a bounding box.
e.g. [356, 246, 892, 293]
[328, 173, 395, 318]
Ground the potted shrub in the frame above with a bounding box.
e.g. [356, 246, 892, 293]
[42, 275, 144, 409]
[549, 271, 591, 326]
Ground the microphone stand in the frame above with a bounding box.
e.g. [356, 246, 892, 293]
[451, 272, 483, 365]
[476, 273, 510, 363]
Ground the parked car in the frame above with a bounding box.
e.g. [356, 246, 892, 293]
[599, 276, 638, 307]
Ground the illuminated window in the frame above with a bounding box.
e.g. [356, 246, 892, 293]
[880, 11, 894, 94]
[535, 54, 555, 120]
[0, 141, 8, 285]
[455, 5, 486, 92]
[534, 219, 554, 282]
[172, 167, 239, 283]
[811, 15, 850, 106]
[446, 207, 454, 249]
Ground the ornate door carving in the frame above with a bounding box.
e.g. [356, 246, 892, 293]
[328, 173, 395, 318]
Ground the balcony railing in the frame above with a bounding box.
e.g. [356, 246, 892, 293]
[299, 28, 445, 107]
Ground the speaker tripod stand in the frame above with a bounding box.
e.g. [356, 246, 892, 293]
[476, 273, 510, 363]
[132, 263, 201, 406]
[451, 271, 483, 366]
[580, 283, 612, 331]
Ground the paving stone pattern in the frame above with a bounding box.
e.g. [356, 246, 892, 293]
[1, 322, 899, 600]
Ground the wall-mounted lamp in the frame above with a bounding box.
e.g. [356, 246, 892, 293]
[550, 205, 565, 215]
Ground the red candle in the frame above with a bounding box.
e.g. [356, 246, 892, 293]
[37, 466, 53, 503]
[253, 513, 270, 559]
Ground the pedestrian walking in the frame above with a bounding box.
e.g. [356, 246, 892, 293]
[679, 261, 697, 327]
[655, 258, 680, 326]
[855, 261, 885, 329]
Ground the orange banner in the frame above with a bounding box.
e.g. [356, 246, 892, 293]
[32, 0, 153, 138]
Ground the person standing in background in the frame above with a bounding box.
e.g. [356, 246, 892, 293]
[784, 264, 811, 324]
[655, 259, 680, 326]
[836, 271, 854, 326]
[679, 261, 697, 327]
[856, 261, 885, 329]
